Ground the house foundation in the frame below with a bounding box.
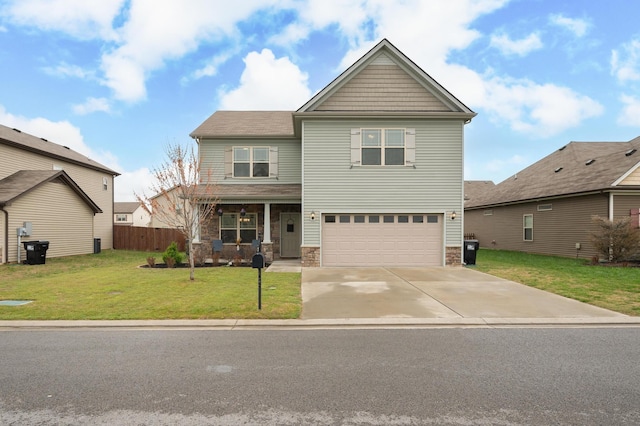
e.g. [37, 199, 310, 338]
[301, 245, 320, 267]
[446, 246, 462, 266]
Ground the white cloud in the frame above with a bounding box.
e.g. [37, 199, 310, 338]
[99, 0, 275, 102]
[480, 78, 604, 136]
[42, 62, 94, 80]
[218, 49, 311, 110]
[1, 0, 125, 40]
[617, 95, 640, 126]
[115, 167, 155, 202]
[490, 32, 543, 56]
[549, 14, 590, 37]
[183, 50, 236, 84]
[611, 38, 640, 83]
[73, 97, 111, 115]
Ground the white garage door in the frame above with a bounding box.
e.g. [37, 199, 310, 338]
[322, 214, 443, 267]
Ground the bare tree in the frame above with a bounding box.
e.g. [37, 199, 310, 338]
[136, 142, 217, 280]
[589, 215, 640, 263]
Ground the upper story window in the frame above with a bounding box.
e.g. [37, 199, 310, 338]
[361, 129, 405, 165]
[351, 128, 415, 167]
[102, 177, 108, 190]
[116, 214, 127, 222]
[226, 146, 277, 179]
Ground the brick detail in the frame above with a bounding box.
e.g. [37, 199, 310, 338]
[301, 246, 320, 267]
[446, 246, 462, 266]
[261, 242, 273, 263]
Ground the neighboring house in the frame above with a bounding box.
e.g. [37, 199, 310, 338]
[114, 201, 151, 227]
[189, 39, 476, 266]
[465, 137, 640, 259]
[0, 124, 119, 264]
[147, 186, 192, 229]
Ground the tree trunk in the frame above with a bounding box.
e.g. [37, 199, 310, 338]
[189, 239, 195, 281]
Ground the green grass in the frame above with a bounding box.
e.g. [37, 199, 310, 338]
[475, 249, 640, 316]
[0, 250, 301, 320]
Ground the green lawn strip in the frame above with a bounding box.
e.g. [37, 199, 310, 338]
[475, 249, 640, 316]
[0, 250, 301, 320]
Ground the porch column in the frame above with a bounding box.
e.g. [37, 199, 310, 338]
[263, 203, 271, 243]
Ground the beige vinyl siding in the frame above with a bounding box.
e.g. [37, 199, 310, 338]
[464, 194, 608, 259]
[316, 63, 450, 112]
[5, 179, 94, 263]
[0, 211, 4, 262]
[612, 194, 640, 220]
[199, 138, 301, 185]
[1, 144, 114, 249]
[619, 166, 640, 185]
[303, 119, 463, 247]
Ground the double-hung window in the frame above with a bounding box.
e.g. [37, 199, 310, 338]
[361, 129, 405, 165]
[523, 214, 533, 241]
[220, 213, 257, 244]
[233, 147, 270, 177]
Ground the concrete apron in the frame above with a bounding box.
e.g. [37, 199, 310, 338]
[301, 267, 626, 320]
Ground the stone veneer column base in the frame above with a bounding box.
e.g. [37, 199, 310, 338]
[446, 246, 462, 266]
[301, 246, 320, 267]
[261, 242, 273, 263]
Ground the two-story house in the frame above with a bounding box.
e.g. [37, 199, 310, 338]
[114, 201, 151, 227]
[190, 39, 475, 267]
[0, 124, 118, 263]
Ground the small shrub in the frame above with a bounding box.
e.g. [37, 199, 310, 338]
[212, 252, 221, 266]
[165, 257, 176, 268]
[232, 253, 243, 267]
[589, 216, 640, 262]
[146, 257, 156, 267]
[162, 241, 184, 266]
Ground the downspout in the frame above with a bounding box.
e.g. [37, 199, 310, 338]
[1, 207, 8, 264]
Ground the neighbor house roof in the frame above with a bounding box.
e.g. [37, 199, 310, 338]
[0, 170, 102, 213]
[190, 111, 295, 139]
[466, 136, 640, 209]
[114, 202, 142, 214]
[464, 180, 495, 203]
[0, 124, 119, 176]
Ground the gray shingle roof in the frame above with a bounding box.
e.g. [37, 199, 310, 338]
[0, 170, 102, 212]
[190, 111, 295, 138]
[466, 136, 640, 208]
[464, 180, 495, 204]
[0, 124, 119, 175]
[193, 184, 301, 201]
[114, 202, 142, 214]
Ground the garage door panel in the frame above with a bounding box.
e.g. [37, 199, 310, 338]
[322, 214, 443, 267]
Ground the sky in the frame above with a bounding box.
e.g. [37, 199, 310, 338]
[1, 0, 639, 202]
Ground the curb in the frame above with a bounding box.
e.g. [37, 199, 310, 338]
[1, 317, 639, 330]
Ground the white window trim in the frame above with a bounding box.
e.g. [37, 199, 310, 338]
[523, 214, 533, 241]
[233, 147, 270, 178]
[219, 213, 258, 243]
[361, 128, 406, 166]
[116, 214, 127, 222]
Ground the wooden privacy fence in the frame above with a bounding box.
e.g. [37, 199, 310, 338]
[114, 225, 186, 252]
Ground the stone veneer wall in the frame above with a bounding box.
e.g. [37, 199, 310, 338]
[446, 246, 462, 266]
[301, 246, 320, 267]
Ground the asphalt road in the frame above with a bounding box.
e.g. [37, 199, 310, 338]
[1, 328, 639, 425]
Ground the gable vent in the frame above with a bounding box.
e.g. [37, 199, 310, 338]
[554, 167, 563, 173]
[585, 159, 596, 165]
[625, 148, 637, 157]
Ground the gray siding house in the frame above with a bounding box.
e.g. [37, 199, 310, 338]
[191, 39, 476, 266]
[465, 137, 640, 259]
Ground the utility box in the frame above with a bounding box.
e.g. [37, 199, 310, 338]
[23, 240, 49, 265]
[94, 238, 101, 254]
[252, 253, 265, 269]
[464, 239, 479, 265]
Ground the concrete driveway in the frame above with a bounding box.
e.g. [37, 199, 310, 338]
[301, 267, 626, 320]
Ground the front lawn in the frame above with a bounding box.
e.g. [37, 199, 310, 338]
[474, 249, 640, 316]
[0, 250, 301, 320]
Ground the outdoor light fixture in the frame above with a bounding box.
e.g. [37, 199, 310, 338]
[217, 207, 223, 216]
[451, 211, 457, 220]
[310, 211, 316, 221]
[240, 207, 246, 217]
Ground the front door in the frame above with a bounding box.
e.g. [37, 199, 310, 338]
[280, 213, 301, 258]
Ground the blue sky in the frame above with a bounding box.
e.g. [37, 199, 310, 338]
[1, 0, 639, 201]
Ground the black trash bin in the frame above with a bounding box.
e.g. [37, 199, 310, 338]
[23, 240, 49, 265]
[94, 238, 101, 254]
[464, 239, 479, 265]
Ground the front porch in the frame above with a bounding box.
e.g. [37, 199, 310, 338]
[198, 202, 302, 263]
